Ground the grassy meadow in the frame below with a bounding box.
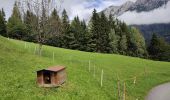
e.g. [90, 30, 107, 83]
[0, 36, 170, 100]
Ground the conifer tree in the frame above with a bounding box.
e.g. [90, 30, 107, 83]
[128, 27, 147, 57]
[7, 2, 27, 39]
[99, 12, 112, 53]
[119, 35, 128, 54]
[70, 16, 91, 51]
[70, 16, 83, 50]
[0, 8, 7, 36]
[148, 34, 165, 60]
[108, 14, 119, 53]
[49, 8, 62, 37]
[67, 16, 80, 49]
[109, 29, 119, 53]
[79, 20, 91, 51]
[61, 9, 71, 48]
[89, 9, 100, 52]
[108, 14, 115, 28]
[46, 8, 62, 47]
[23, 10, 37, 41]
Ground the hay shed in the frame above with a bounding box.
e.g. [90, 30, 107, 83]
[37, 66, 66, 87]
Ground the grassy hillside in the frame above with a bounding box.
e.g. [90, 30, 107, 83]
[0, 36, 170, 100]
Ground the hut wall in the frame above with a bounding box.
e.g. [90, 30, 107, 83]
[54, 72, 58, 85]
[37, 71, 44, 85]
[57, 70, 66, 85]
[50, 72, 56, 85]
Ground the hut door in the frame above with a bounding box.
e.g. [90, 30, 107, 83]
[43, 71, 51, 84]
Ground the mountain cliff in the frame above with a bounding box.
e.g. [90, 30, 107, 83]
[102, 0, 169, 17]
[102, 1, 134, 17]
[101, 0, 170, 43]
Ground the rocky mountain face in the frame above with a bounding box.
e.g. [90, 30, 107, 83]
[102, 1, 134, 17]
[101, 0, 170, 43]
[129, 0, 169, 12]
[102, 0, 169, 17]
[102, 6, 120, 17]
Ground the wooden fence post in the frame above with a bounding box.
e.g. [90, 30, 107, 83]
[123, 82, 126, 100]
[93, 65, 95, 77]
[53, 52, 55, 62]
[40, 48, 42, 56]
[101, 69, 103, 87]
[89, 60, 91, 72]
[144, 67, 147, 76]
[25, 42, 27, 48]
[117, 80, 121, 100]
[134, 76, 136, 85]
[69, 56, 72, 64]
[34, 46, 37, 54]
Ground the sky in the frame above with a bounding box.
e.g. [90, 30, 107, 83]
[1, 0, 169, 25]
[118, 1, 170, 25]
[60, 0, 136, 20]
[0, 0, 136, 20]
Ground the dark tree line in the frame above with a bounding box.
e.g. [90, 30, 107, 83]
[0, 8, 7, 37]
[148, 34, 170, 61]
[0, 2, 169, 61]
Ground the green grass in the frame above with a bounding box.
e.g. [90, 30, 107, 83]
[0, 36, 170, 100]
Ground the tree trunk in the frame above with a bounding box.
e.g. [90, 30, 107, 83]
[38, 43, 42, 56]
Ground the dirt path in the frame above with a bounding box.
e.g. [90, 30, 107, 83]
[145, 82, 170, 100]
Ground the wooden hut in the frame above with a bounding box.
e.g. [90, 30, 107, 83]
[37, 66, 66, 87]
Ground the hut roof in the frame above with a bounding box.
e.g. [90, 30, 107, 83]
[37, 66, 65, 72]
[47, 66, 65, 72]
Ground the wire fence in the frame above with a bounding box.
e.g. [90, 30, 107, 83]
[10, 39, 157, 100]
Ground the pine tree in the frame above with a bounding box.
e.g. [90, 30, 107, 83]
[89, 9, 100, 52]
[128, 27, 147, 57]
[108, 14, 115, 28]
[23, 10, 37, 41]
[1, 8, 5, 18]
[61, 9, 71, 48]
[118, 22, 129, 55]
[70, 16, 82, 50]
[46, 8, 63, 47]
[99, 12, 112, 53]
[12, 2, 21, 19]
[0, 8, 7, 36]
[148, 34, 164, 60]
[79, 20, 91, 51]
[109, 29, 119, 53]
[157, 37, 170, 61]
[119, 35, 128, 54]
[114, 19, 122, 36]
[108, 14, 119, 53]
[7, 2, 27, 39]
[69, 16, 91, 51]
[67, 16, 80, 49]
[49, 8, 62, 37]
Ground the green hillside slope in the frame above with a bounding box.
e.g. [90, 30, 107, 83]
[0, 36, 170, 100]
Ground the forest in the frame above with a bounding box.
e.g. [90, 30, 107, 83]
[0, 1, 169, 61]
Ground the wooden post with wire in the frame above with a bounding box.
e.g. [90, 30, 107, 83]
[40, 48, 42, 56]
[53, 52, 55, 62]
[117, 80, 121, 100]
[144, 67, 147, 76]
[93, 65, 95, 77]
[134, 76, 136, 85]
[123, 82, 126, 100]
[25, 42, 27, 48]
[89, 60, 91, 72]
[34, 46, 37, 54]
[69, 56, 72, 64]
[101, 69, 103, 87]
